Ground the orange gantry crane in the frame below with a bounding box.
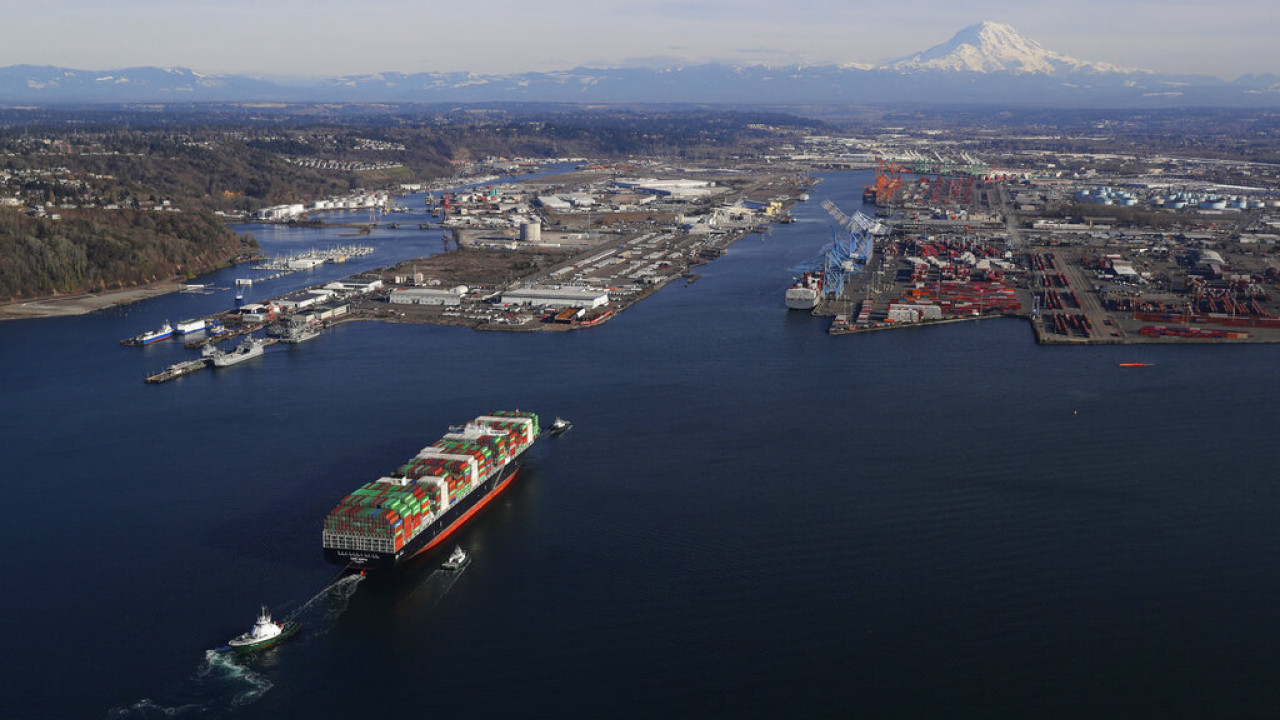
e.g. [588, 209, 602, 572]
[865, 157, 905, 206]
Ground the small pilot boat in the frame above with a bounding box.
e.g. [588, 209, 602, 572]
[441, 546, 470, 571]
[548, 417, 573, 436]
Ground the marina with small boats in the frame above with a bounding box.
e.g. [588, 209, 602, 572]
[254, 245, 374, 272]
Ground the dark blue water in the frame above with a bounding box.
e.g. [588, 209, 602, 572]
[4, 171, 1280, 719]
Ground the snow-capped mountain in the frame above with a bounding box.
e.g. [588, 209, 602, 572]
[0, 23, 1269, 107]
[0, 64, 280, 101]
[887, 21, 1139, 75]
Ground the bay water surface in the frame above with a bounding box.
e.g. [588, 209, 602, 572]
[2, 171, 1278, 719]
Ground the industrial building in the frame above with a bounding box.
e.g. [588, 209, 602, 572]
[500, 286, 609, 309]
[389, 287, 466, 306]
[613, 178, 723, 201]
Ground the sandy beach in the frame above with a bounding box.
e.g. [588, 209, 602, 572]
[0, 282, 184, 321]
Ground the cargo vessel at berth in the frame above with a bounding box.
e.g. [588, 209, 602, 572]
[785, 271, 824, 310]
[122, 321, 174, 345]
[206, 337, 267, 367]
[323, 411, 539, 571]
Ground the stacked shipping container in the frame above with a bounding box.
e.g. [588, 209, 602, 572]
[322, 411, 539, 558]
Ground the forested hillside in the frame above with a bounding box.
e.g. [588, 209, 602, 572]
[0, 209, 255, 299]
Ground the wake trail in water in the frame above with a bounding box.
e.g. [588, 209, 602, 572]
[403, 564, 468, 612]
[433, 567, 465, 603]
[108, 651, 270, 718]
[289, 573, 363, 636]
[284, 573, 363, 622]
[109, 574, 364, 717]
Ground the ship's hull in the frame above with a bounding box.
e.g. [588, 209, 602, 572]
[282, 329, 320, 344]
[175, 319, 207, 334]
[212, 344, 264, 366]
[134, 327, 173, 344]
[324, 454, 524, 571]
[785, 288, 820, 310]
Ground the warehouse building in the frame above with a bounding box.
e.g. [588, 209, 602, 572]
[500, 286, 609, 309]
[389, 287, 466, 306]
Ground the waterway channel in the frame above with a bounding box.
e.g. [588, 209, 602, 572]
[2, 170, 1279, 719]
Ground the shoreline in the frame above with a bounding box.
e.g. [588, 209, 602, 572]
[0, 281, 185, 321]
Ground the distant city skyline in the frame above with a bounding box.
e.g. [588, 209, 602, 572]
[11, 1, 1279, 80]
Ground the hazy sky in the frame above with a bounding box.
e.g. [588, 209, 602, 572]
[9, 1, 1278, 79]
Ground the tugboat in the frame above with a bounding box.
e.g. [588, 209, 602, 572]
[441, 546, 470, 571]
[548, 417, 573, 436]
[226, 606, 300, 654]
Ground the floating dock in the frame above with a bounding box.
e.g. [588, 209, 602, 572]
[145, 358, 210, 384]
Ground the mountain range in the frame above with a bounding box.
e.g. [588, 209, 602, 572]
[3, 23, 1277, 107]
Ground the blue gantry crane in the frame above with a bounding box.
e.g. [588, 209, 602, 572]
[789, 200, 887, 299]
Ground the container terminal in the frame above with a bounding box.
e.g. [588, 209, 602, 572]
[800, 152, 1280, 345]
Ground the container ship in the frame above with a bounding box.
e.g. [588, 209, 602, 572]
[785, 271, 824, 310]
[323, 411, 539, 571]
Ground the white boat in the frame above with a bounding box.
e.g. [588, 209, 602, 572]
[548, 417, 573, 435]
[174, 318, 207, 334]
[210, 337, 266, 367]
[441, 546, 469, 570]
[123, 321, 174, 345]
[227, 606, 299, 654]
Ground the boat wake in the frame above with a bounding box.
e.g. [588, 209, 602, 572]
[283, 573, 363, 635]
[400, 562, 468, 611]
[108, 651, 270, 718]
[110, 574, 364, 717]
[284, 573, 362, 621]
[108, 699, 203, 718]
[200, 649, 273, 707]
[433, 565, 466, 599]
